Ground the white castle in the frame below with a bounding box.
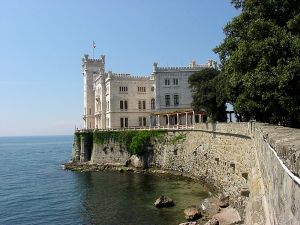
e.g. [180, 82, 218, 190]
[82, 54, 215, 129]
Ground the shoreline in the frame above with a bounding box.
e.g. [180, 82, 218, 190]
[63, 161, 222, 225]
[63, 161, 218, 193]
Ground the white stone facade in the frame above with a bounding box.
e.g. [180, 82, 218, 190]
[82, 54, 215, 129]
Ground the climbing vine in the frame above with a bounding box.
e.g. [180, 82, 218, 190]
[93, 130, 167, 155]
[168, 133, 186, 144]
[74, 132, 81, 147]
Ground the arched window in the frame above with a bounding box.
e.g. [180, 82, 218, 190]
[151, 98, 155, 109]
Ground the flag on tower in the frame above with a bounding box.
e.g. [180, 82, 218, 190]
[93, 41, 96, 49]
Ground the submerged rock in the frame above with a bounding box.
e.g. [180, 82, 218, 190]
[213, 207, 241, 225]
[203, 218, 219, 225]
[154, 196, 175, 208]
[219, 195, 230, 208]
[179, 222, 199, 225]
[184, 206, 202, 220]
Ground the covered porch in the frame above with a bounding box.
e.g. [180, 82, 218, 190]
[148, 109, 206, 129]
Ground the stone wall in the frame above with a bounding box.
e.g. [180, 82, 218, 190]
[90, 141, 131, 165]
[72, 122, 300, 225]
[150, 123, 255, 217]
[253, 124, 300, 225]
[152, 125, 254, 195]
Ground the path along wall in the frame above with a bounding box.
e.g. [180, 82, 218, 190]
[251, 124, 300, 225]
[72, 122, 300, 225]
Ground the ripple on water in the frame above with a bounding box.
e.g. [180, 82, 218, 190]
[0, 136, 212, 225]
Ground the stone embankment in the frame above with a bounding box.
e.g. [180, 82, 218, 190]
[69, 122, 300, 225]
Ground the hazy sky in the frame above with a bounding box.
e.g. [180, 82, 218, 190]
[0, 0, 239, 136]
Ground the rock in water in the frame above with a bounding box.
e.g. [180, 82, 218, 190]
[154, 196, 175, 208]
[203, 218, 219, 225]
[184, 206, 202, 220]
[219, 195, 229, 208]
[213, 207, 241, 225]
[179, 222, 199, 225]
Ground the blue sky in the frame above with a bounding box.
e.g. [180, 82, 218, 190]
[0, 0, 239, 136]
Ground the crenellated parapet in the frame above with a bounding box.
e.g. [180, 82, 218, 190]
[82, 54, 105, 74]
[153, 60, 216, 73]
[107, 72, 151, 80]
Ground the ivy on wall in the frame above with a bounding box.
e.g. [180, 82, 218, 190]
[74, 130, 187, 156]
[93, 130, 167, 155]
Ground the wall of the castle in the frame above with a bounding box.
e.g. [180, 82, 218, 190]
[94, 76, 155, 128]
[154, 71, 196, 112]
[107, 77, 154, 113]
[83, 71, 95, 129]
[82, 55, 213, 129]
[109, 112, 151, 128]
[82, 55, 105, 129]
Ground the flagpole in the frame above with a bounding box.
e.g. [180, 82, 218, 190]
[92, 41, 96, 59]
[93, 44, 95, 59]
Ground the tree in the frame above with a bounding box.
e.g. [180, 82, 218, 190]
[189, 68, 227, 122]
[214, 0, 300, 127]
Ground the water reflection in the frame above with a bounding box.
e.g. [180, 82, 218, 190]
[75, 171, 210, 225]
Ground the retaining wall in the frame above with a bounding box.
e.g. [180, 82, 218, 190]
[71, 122, 300, 225]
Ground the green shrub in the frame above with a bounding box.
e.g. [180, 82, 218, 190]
[92, 130, 166, 155]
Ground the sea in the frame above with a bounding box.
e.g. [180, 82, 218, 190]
[0, 135, 210, 225]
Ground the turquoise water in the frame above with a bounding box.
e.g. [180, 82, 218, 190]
[0, 136, 209, 225]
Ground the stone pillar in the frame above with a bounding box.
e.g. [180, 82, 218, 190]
[149, 115, 151, 129]
[80, 134, 86, 162]
[177, 113, 179, 129]
[72, 133, 81, 162]
[167, 114, 170, 129]
[80, 133, 92, 162]
[185, 112, 188, 128]
[192, 111, 195, 128]
[199, 114, 202, 123]
[157, 115, 160, 128]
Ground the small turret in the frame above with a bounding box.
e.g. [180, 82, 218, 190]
[153, 62, 158, 72]
[100, 55, 105, 64]
[190, 60, 197, 68]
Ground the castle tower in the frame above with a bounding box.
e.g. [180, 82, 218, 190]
[82, 54, 105, 129]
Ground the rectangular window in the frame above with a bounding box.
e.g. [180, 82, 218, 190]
[89, 108, 92, 115]
[120, 118, 124, 128]
[151, 98, 155, 109]
[165, 95, 170, 107]
[138, 87, 146, 93]
[120, 86, 128, 93]
[124, 100, 128, 110]
[120, 100, 124, 110]
[139, 117, 147, 126]
[165, 79, 170, 85]
[120, 100, 128, 111]
[174, 95, 179, 106]
[173, 78, 178, 85]
[120, 117, 128, 128]
[138, 100, 146, 110]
